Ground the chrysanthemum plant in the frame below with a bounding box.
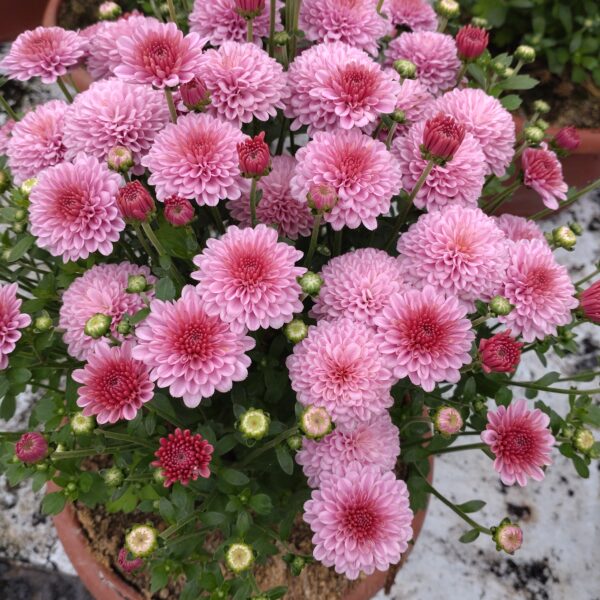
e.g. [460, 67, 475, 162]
[1, 0, 600, 597]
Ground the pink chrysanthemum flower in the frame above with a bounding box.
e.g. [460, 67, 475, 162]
[521, 144, 568, 210]
[117, 548, 144, 573]
[29, 154, 124, 262]
[189, 0, 281, 46]
[291, 129, 402, 230]
[132, 286, 255, 407]
[382, 0, 438, 32]
[304, 462, 413, 580]
[63, 79, 170, 175]
[114, 20, 205, 88]
[0, 120, 15, 155]
[493, 214, 547, 245]
[385, 32, 460, 96]
[197, 42, 288, 125]
[228, 155, 313, 240]
[6, 100, 67, 185]
[141, 112, 247, 203]
[192, 224, 305, 332]
[481, 399, 555, 486]
[59, 262, 156, 361]
[297, 413, 400, 488]
[15, 432, 48, 464]
[299, 0, 387, 56]
[72, 342, 154, 424]
[286, 318, 394, 427]
[389, 78, 434, 137]
[579, 280, 600, 324]
[285, 41, 400, 134]
[433, 88, 516, 176]
[0, 283, 31, 370]
[479, 330, 523, 374]
[498, 239, 577, 342]
[312, 248, 405, 326]
[0, 26, 87, 84]
[397, 206, 509, 309]
[86, 15, 158, 80]
[151, 428, 214, 486]
[374, 286, 474, 392]
[392, 120, 485, 211]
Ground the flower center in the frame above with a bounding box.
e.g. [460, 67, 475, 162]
[342, 502, 377, 542]
[58, 190, 85, 218]
[498, 427, 534, 458]
[100, 365, 139, 407]
[338, 64, 376, 106]
[233, 254, 266, 289]
[527, 267, 551, 293]
[143, 38, 175, 73]
[405, 313, 444, 352]
[180, 324, 210, 358]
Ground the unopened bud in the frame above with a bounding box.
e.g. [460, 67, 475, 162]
[12, 222, 24, 233]
[298, 271, 323, 296]
[286, 434, 302, 451]
[179, 77, 210, 111]
[84, 313, 112, 339]
[489, 295, 513, 316]
[573, 428, 595, 455]
[515, 45, 536, 63]
[435, 0, 459, 19]
[390, 109, 406, 124]
[273, 31, 289, 46]
[107, 146, 134, 173]
[536, 118, 550, 131]
[225, 542, 254, 573]
[569, 222, 583, 236]
[492, 519, 522, 554]
[471, 17, 488, 28]
[14, 209, 26, 221]
[0, 170, 10, 194]
[433, 406, 463, 437]
[307, 183, 338, 213]
[116, 319, 132, 335]
[300, 405, 332, 439]
[552, 226, 577, 250]
[98, 1, 122, 20]
[284, 319, 308, 343]
[34, 313, 53, 332]
[238, 408, 270, 440]
[20, 178, 37, 196]
[393, 59, 417, 79]
[533, 99, 550, 114]
[125, 524, 158, 558]
[103, 466, 124, 487]
[523, 126, 544, 145]
[70, 412, 95, 434]
[290, 556, 306, 576]
[127, 274, 148, 294]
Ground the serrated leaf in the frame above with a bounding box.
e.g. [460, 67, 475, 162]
[459, 528, 480, 543]
[456, 499, 486, 513]
[275, 445, 294, 475]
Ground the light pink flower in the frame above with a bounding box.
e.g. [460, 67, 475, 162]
[15, 432, 48, 463]
[434, 406, 463, 436]
[382, 0, 438, 32]
[63, 79, 170, 175]
[397, 206, 509, 309]
[312, 248, 405, 326]
[0, 120, 15, 155]
[374, 286, 474, 392]
[228, 155, 314, 240]
[495, 523, 523, 554]
[481, 399, 555, 486]
[521, 144, 567, 210]
[285, 41, 400, 134]
[114, 20, 205, 88]
[297, 413, 400, 487]
[299, 0, 387, 56]
[28, 154, 123, 262]
[189, 0, 281, 46]
[197, 41, 288, 125]
[86, 15, 159, 80]
[385, 32, 460, 96]
[433, 88, 516, 176]
[286, 318, 394, 427]
[59, 262, 156, 361]
[6, 100, 67, 185]
[392, 119, 485, 210]
[499, 239, 577, 341]
[292, 129, 402, 230]
[0, 283, 31, 370]
[390, 78, 434, 136]
[304, 463, 413, 579]
[192, 224, 305, 332]
[72, 342, 154, 424]
[0, 26, 87, 84]
[132, 286, 255, 407]
[142, 112, 247, 203]
[493, 214, 547, 245]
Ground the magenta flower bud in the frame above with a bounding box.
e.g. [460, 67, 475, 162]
[164, 195, 195, 226]
[307, 183, 338, 213]
[15, 432, 48, 464]
[117, 181, 155, 222]
[579, 280, 600, 324]
[107, 146, 134, 174]
[493, 520, 523, 554]
[234, 0, 265, 19]
[455, 25, 489, 61]
[422, 113, 466, 162]
[553, 126, 580, 153]
[117, 547, 144, 573]
[433, 406, 463, 437]
[237, 131, 271, 178]
[478, 330, 523, 374]
[179, 77, 210, 111]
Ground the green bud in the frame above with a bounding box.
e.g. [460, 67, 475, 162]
[103, 466, 124, 487]
[14, 209, 26, 222]
[515, 45, 536, 63]
[561, 424, 575, 440]
[0, 170, 10, 194]
[290, 556, 306, 576]
[116, 319, 132, 335]
[153, 469, 166, 484]
[287, 434, 303, 451]
[536, 118, 550, 131]
[20, 178, 37, 196]
[126, 274, 148, 294]
[238, 408, 270, 440]
[70, 412, 95, 434]
[573, 428, 595, 455]
[84, 313, 112, 339]
[98, 1, 122, 21]
[569, 222, 583, 236]
[523, 126, 544, 145]
[284, 319, 308, 344]
[393, 59, 417, 79]
[273, 31, 289, 46]
[544, 231, 554, 245]
[225, 543, 254, 573]
[300, 405, 332, 439]
[532, 100, 551, 114]
[502, 67, 515, 78]
[299, 271, 323, 296]
[66, 482, 77, 492]
[316, 244, 331, 257]
[12, 221, 24, 233]
[435, 0, 460, 19]
[489, 295, 513, 316]
[491, 60, 507, 75]
[126, 524, 158, 558]
[390, 109, 406, 124]
[552, 225, 577, 250]
[35, 462, 48, 471]
[471, 17, 488, 28]
[34, 313, 53, 332]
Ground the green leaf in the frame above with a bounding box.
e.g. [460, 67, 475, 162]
[463, 377, 476, 402]
[8, 367, 32, 384]
[7, 234, 35, 262]
[500, 94, 522, 111]
[200, 511, 226, 526]
[495, 387, 512, 407]
[155, 277, 176, 301]
[497, 74, 538, 90]
[557, 4, 572, 34]
[0, 394, 16, 420]
[275, 445, 294, 475]
[570, 30, 583, 53]
[236, 511, 251, 536]
[129, 307, 150, 325]
[31, 470, 49, 493]
[150, 565, 169, 593]
[571, 454, 590, 478]
[456, 499, 486, 513]
[42, 492, 66, 515]
[459, 528, 480, 543]
[249, 493, 273, 515]
[221, 468, 250, 486]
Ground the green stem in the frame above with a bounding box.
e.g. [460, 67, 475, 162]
[95, 429, 156, 450]
[482, 181, 521, 214]
[240, 426, 298, 466]
[0, 92, 19, 121]
[376, 0, 384, 14]
[275, 117, 288, 155]
[56, 77, 74, 103]
[575, 267, 600, 288]
[507, 381, 600, 395]
[455, 62, 468, 86]
[141, 221, 185, 287]
[557, 370, 600, 383]
[51, 444, 136, 461]
[303, 213, 322, 267]
[371, 120, 384, 140]
[531, 178, 600, 221]
[268, 0, 277, 56]
[247, 18, 254, 43]
[160, 511, 202, 539]
[249, 178, 259, 226]
[166, 0, 177, 22]
[209, 206, 226, 234]
[471, 313, 491, 328]
[333, 229, 342, 257]
[132, 222, 155, 260]
[385, 123, 398, 150]
[164, 88, 178, 123]
[428, 442, 488, 455]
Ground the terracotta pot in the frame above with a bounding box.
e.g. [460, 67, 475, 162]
[48, 459, 433, 600]
[42, 0, 94, 91]
[0, 0, 48, 42]
[501, 117, 600, 217]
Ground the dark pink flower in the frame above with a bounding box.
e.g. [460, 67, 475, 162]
[455, 25, 489, 60]
[237, 132, 271, 178]
[15, 432, 48, 463]
[579, 280, 600, 323]
[117, 182, 155, 222]
[521, 144, 567, 210]
[179, 77, 210, 111]
[117, 548, 144, 573]
[164, 196, 195, 226]
[479, 330, 523, 374]
[307, 183, 338, 213]
[553, 126, 580, 153]
[151, 428, 214, 487]
[422, 113, 466, 161]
